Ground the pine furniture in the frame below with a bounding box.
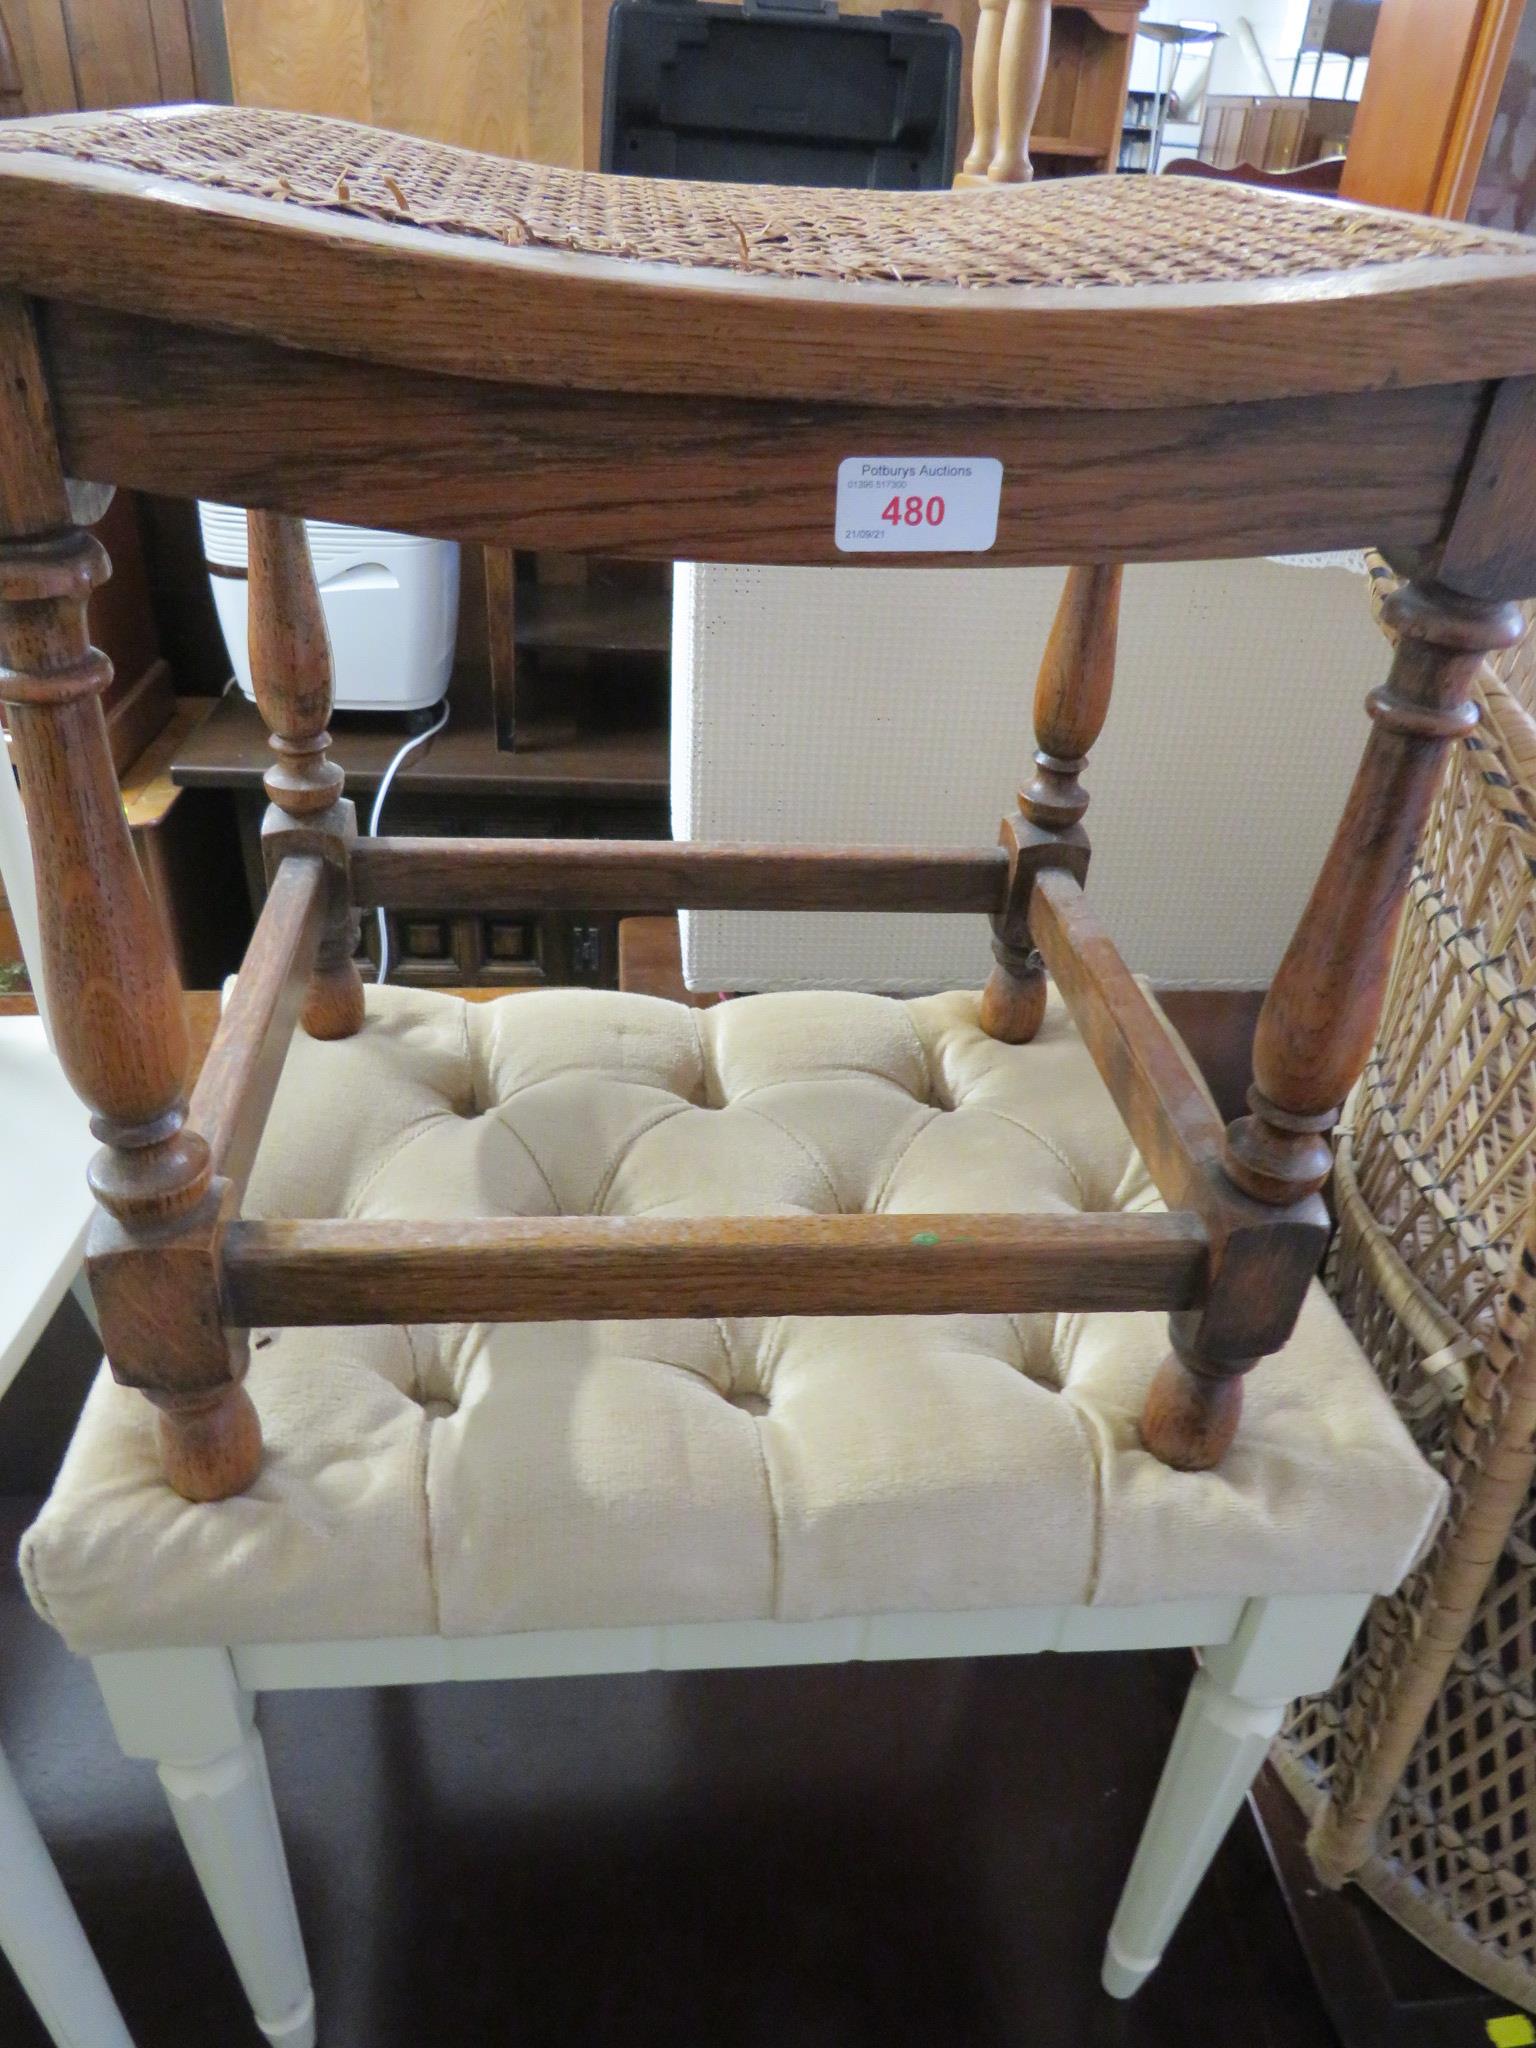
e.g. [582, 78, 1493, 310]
[1341, 0, 1530, 216]
[0, 103, 1533, 2044]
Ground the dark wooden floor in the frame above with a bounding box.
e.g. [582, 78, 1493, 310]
[0, 1503, 1338, 2048]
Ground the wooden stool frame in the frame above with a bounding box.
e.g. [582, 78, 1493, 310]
[1, 112, 1535, 2039]
[1, 147, 1534, 1498]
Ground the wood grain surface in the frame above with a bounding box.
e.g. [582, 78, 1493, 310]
[43, 306, 1489, 570]
[0, 293, 68, 533]
[221, 1210, 1208, 1327]
[186, 854, 325, 1197]
[4, 148, 1536, 411]
[351, 839, 1010, 913]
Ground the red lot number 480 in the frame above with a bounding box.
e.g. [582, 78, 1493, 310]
[881, 493, 946, 529]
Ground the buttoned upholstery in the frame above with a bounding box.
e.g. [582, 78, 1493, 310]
[22, 985, 1445, 1655]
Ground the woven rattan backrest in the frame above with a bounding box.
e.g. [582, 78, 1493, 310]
[1278, 610, 1536, 1987]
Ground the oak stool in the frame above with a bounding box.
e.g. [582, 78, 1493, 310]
[3, 105, 1535, 2043]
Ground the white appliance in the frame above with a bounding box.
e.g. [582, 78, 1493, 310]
[199, 503, 459, 715]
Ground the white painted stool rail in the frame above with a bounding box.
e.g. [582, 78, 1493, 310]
[89, 1588, 1369, 2045]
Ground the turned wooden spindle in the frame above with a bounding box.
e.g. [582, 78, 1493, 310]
[1140, 574, 1526, 1472]
[0, 529, 260, 1500]
[955, 0, 1050, 188]
[982, 562, 1123, 1042]
[1141, 1327, 1246, 1474]
[959, 0, 1008, 182]
[1224, 577, 1524, 1205]
[247, 509, 365, 1039]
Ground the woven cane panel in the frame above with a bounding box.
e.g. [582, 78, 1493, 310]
[0, 105, 1524, 289]
[1280, 608, 1536, 2006]
[1353, 704, 1536, 1339]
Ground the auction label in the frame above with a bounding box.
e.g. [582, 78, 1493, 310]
[834, 457, 1003, 554]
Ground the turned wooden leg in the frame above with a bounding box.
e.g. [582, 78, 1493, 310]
[1141, 1332, 1247, 1473]
[990, 0, 1051, 183]
[982, 563, 1123, 1044]
[1, 528, 259, 1501]
[957, 0, 1006, 183]
[0, 295, 256, 1500]
[1139, 575, 1524, 1472]
[956, 0, 1051, 188]
[979, 938, 1047, 1043]
[1223, 579, 1523, 1207]
[156, 1383, 265, 1504]
[247, 510, 364, 1037]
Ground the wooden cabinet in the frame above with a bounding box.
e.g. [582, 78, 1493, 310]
[1029, 1, 1145, 174]
[1199, 93, 1356, 172]
[0, 0, 225, 116]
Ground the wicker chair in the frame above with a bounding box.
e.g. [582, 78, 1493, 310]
[2, 106, 1535, 2044]
[1277, 601, 1536, 2004]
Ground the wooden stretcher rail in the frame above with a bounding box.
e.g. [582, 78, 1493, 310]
[1027, 868, 1229, 1217]
[220, 1210, 1210, 1327]
[350, 838, 1013, 914]
[1026, 864, 1329, 1370]
[186, 854, 326, 1196]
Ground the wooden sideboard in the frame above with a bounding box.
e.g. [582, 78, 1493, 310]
[1200, 93, 1357, 173]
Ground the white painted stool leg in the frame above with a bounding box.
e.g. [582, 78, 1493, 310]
[1101, 1590, 1371, 2000]
[1101, 1668, 1282, 1998]
[0, 1739, 135, 2048]
[157, 1731, 315, 2047]
[92, 1651, 314, 2048]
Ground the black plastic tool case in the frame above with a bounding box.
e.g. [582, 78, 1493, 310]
[601, 0, 961, 189]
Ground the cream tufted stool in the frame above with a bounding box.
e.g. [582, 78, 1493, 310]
[22, 982, 1442, 2038]
[25, 985, 1440, 1651]
[4, 102, 1536, 2047]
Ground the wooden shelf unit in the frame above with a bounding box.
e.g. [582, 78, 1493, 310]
[172, 667, 670, 994]
[1031, 2, 1147, 176]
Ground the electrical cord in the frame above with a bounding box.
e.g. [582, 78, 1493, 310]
[367, 697, 451, 985]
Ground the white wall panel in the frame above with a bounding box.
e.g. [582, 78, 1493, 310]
[673, 558, 1382, 992]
